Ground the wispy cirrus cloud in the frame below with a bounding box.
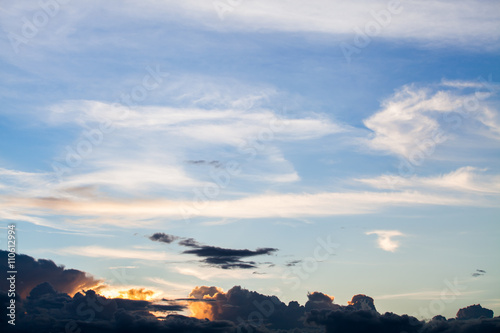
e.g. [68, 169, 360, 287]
[357, 167, 500, 194]
[54, 245, 185, 261]
[1, 188, 489, 230]
[375, 289, 481, 300]
[2, 0, 498, 57]
[362, 80, 500, 159]
[42, 98, 341, 194]
[46, 100, 343, 144]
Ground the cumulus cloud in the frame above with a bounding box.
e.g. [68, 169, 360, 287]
[365, 230, 404, 252]
[1, 282, 224, 333]
[307, 306, 500, 333]
[348, 294, 377, 312]
[185, 285, 307, 330]
[185, 287, 386, 332]
[0, 250, 101, 298]
[456, 304, 494, 320]
[304, 292, 337, 312]
[1, 259, 498, 333]
[183, 286, 500, 333]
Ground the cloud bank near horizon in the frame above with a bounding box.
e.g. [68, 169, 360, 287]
[1, 251, 499, 333]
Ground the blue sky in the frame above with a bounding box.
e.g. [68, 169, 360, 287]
[1, 0, 499, 319]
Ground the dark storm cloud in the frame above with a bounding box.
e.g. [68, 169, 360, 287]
[187, 286, 500, 333]
[3, 282, 244, 333]
[348, 294, 376, 311]
[181, 243, 278, 269]
[148, 233, 179, 244]
[423, 316, 500, 333]
[303, 293, 376, 313]
[3, 276, 499, 333]
[188, 285, 309, 331]
[307, 309, 423, 333]
[201, 257, 257, 269]
[304, 292, 339, 313]
[181, 244, 277, 258]
[306, 307, 500, 333]
[149, 234, 278, 269]
[0, 250, 100, 298]
[456, 304, 494, 320]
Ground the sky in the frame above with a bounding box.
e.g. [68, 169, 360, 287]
[0, 0, 500, 329]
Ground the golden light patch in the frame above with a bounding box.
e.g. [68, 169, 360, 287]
[119, 288, 155, 300]
[187, 286, 226, 320]
[188, 301, 216, 320]
[96, 287, 157, 301]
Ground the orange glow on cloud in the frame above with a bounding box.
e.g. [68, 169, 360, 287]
[188, 301, 216, 320]
[96, 287, 157, 301]
[187, 286, 225, 320]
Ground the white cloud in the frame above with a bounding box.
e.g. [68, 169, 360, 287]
[56, 245, 184, 261]
[2, 0, 497, 61]
[0, 168, 52, 196]
[60, 162, 207, 191]
[358, 167, 500, 194]
[440, 79, 487, 89]
[375, 289, 481, 300]
[2, 188, 487, 229]
[196, 0, 500, 48]
[40, 99, 341, 198]
[363, 81, 499, 159]
[365, 230, 404, 252]
[46, 100, 343, 145]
